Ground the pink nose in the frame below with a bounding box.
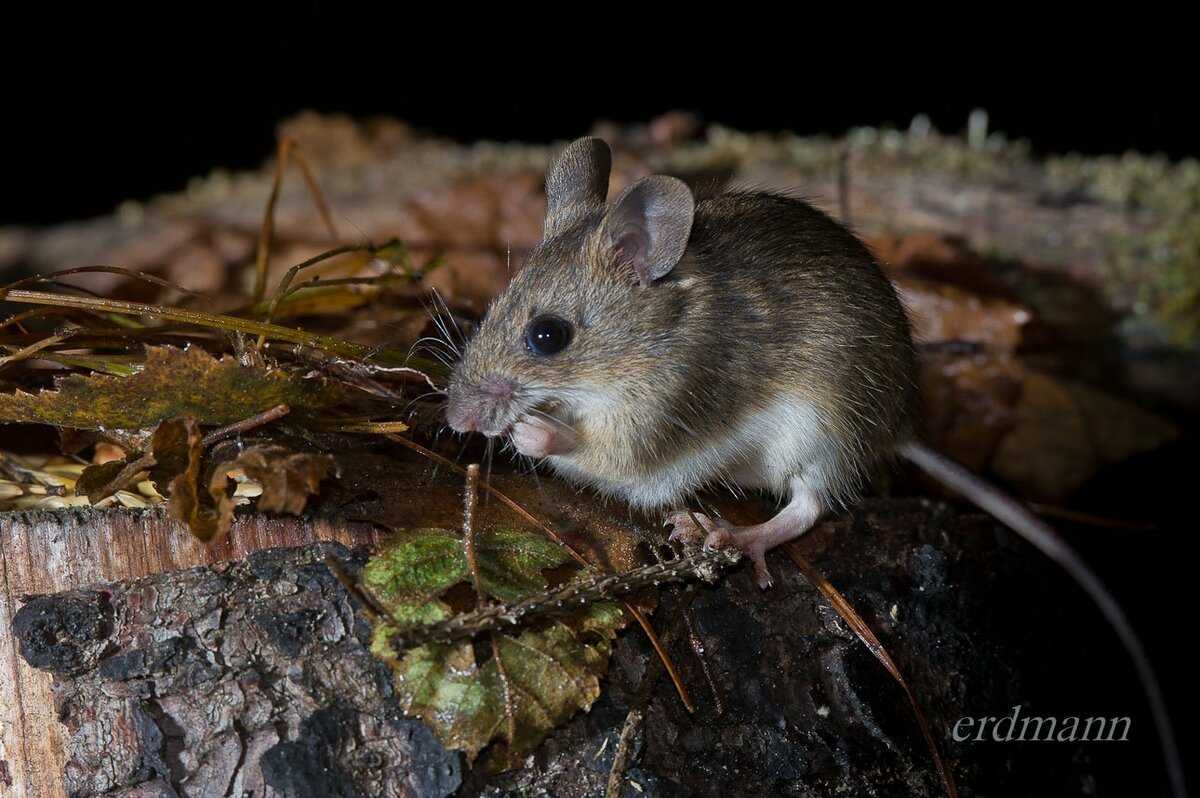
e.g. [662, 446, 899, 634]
[446, 403, 480, 433]
[446, 374, 518, 435]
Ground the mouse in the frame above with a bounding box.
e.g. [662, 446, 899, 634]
[443, 137, 1182, 792]
[446, 136, 917, 588]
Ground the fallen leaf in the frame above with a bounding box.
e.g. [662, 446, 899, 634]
[74, 417, 202, 505]
[223, 446, 335, 515]
[166, 420, 225, 540]
[918, 352, 1025, 473]
[0, 345, 342, 430]
[990, 372, 1180, 501]
[366, 526, 627, 768]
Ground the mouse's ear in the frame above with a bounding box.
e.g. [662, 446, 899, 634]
[543, 137, 612, 239]
[600, 175, 695, 286]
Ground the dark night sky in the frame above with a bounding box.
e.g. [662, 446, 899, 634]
[3, 24, 1197, 227]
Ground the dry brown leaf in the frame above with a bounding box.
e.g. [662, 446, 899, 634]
[918, 352, 1025, 473]
[897, 276, 1031, 352]
[990, 372, 1180, 501]
[223, 446, 335, 515]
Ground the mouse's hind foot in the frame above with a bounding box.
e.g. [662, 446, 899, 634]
[665, 483, 822, 589]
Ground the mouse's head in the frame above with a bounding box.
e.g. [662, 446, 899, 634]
[444, 137, 696, 462]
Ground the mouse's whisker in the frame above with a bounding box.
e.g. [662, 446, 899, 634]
[430, 287, 468, 349]
[419, 295, 463, 358]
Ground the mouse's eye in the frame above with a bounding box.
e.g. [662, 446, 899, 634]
[524, 314, 573, 356]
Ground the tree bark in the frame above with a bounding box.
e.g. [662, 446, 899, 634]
[0, 508, 384, 798]
[6, 496, 1162, 797]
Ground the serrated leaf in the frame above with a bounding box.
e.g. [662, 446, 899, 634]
[378, 605, 623, 767]
[365, 526, 627, 768]
[0, 345, 342, 430]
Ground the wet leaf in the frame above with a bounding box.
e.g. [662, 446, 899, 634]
[166, 419, 225, 541]
[73, 460, 129, 503]
[366, 527, 627, 767]
[170, 445, 335, 542]
[0, 345, 342, 430]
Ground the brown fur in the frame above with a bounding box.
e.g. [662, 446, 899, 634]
[447, 151, 916, 511]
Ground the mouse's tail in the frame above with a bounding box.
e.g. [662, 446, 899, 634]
[898, 441, 1186, 798]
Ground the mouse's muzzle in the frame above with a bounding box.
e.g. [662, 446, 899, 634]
[444, 373, 520, 437]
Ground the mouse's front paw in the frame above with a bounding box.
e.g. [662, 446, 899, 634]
[665, 510, 735, 549]
[665, 510, 715, 545]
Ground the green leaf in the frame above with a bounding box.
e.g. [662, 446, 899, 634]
[0, 345, 343, 430]
[365, 527, 627, 768]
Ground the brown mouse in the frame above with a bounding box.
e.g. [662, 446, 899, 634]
[444, 137, 1182, 791]
[446, 136, 915, 587]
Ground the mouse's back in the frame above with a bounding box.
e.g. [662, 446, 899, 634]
[664, 190, 918, 504]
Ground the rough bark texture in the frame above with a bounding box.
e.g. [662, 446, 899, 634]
[9, 498, 1163, 797]
[0, 509, 386, 798]
[13, 543, 459, 798]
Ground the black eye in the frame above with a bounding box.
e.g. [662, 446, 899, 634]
[524, 314, 573, 356]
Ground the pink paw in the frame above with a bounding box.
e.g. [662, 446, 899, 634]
[664, 511, 776, 589]
[665, 510, 708, 545]
[665, 510, 731, 548]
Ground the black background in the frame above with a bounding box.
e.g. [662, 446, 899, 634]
[2, 20, 1198, 226]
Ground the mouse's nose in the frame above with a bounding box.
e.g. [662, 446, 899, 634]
[446, 374, 518, 435]
[445, 401, 480, 433]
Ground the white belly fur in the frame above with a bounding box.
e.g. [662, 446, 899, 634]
[546, 394, 841, 511]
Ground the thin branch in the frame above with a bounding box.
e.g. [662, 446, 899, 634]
[389, 545, 738, 648]
[201, 404, 291, 447]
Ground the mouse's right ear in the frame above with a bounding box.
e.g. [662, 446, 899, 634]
[543, 137, 612, 239]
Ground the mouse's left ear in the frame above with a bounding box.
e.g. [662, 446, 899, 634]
[544, 137, 612, 240]
[601, 175, 695, 286]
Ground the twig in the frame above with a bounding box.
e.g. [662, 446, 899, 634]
[201, 404, 291, 447]
[319, 420, 410, 435]
[1026, 501, 1156, 531]
[252, 137, 339, 303]
[323, 552, 386, 622]
[462, 464, 484, 595]
[605, 706, 644, 798]
[0, 265, 201, 299]
[256, 243, 369, 347]
[0, 329, 76, 373]
[0, 289, 422, 366]
[389, 545, 738, 648]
